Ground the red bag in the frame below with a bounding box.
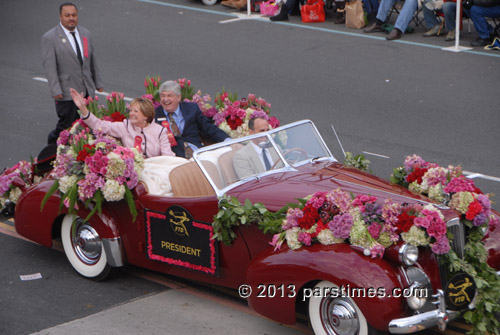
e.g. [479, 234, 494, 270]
[300, 0, 325, 23]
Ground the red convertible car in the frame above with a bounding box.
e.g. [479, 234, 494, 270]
[14, 120, 500, 335]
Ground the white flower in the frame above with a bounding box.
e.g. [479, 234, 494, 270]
[8, 188, 22, 203]
[102, 179, 125, 202]
[106, 153, 126, 179]
[59, 175, 79, 194]
[285, 227, 301, 250]
[401, 226, 430, 246]
[317, 229, 343, 245]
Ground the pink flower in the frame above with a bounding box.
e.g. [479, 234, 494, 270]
[298, 232, 312, 246]
[431, 235, 450, 254]
[269, 234, 284, 251]
[444, 176, 476, 194]
[368, 223, 381, 239]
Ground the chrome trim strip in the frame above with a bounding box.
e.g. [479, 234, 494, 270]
[102, 237, 126, 267]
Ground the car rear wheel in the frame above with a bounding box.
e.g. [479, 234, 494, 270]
[61, 214, 111, 281]
[202, 0, 218, 5]
[308, 281, 376, 335]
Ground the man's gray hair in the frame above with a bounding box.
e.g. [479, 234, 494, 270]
[159, 80, 181, 96]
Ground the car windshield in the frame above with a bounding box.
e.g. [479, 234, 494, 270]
[193, 120, 335, 195]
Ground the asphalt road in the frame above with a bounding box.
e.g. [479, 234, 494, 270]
[0, 0, 499, 334]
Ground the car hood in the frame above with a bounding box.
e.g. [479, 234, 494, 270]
[228, 161, 455, 218]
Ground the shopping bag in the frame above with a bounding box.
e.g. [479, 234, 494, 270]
[301, 0, 325, 23]
[260, 0, 279, 16]
[345, 0, 365, 28]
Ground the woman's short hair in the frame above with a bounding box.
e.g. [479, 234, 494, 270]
[159, 80, 181, 96]
[130, 98, 155, 123]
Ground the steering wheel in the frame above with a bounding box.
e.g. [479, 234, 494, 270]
[271, 147, 308, 169]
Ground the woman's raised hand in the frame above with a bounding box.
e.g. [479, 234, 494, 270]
[69, 88, 89, 116]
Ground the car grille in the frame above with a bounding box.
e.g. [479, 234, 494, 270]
[439, 218, 464, 289]
[446, 218, 465, 258]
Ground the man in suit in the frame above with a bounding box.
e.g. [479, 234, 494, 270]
[154, 80, 229, 158]
[42, 3, 103, 144]
[233, 117, 278, 179]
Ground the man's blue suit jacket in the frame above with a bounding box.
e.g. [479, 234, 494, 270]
[154, 102, 229, 157]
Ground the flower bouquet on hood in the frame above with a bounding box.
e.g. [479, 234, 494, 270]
[0, 160, 38, 214]
[269, 189, 452, 258]
[42, 120, 145, 221]
[390, 154, 496, 229]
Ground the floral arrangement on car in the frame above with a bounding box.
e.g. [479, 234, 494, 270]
[0, 160, 39, 214]
[212, 90, 280, 138]
[213, 181, 500, 334]
[267, 190, 454, 257]
[142, 76, 281, 138]
[390, 154, 500, 334]
[391, 154, 494, 227]
[41, 120, 145, 221]
[84, 92, 128, 123]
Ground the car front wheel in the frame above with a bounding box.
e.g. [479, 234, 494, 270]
[308, 280, 376, 335]
[202, 0, 218, 5]
[61, 214, 111, 281]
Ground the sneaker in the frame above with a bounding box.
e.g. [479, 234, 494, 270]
[423, 25, 440, 37]
[445, 29, 455, 41]
[471, 36, 493, 47]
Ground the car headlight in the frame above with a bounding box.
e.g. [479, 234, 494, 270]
[406, 282, 428, 310]
[399, 244, 419, 266]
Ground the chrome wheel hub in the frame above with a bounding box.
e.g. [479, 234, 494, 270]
[71, 220, 102, 265]
[320, 298, 359, 335]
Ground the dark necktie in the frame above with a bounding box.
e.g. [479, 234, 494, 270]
[168, 113, 181, 137]
[70, 32, 83, 66]
[262, 149, 271, 171]
[168, 113, 193, 158]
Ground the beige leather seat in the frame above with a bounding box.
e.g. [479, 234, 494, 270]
[170, 161, 216, 197]
[218, 150, 239, 185]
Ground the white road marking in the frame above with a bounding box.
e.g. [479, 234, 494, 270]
[362, 151, 390, 159]
[33, 77, 133, 102]
[463, 171, 500, 183]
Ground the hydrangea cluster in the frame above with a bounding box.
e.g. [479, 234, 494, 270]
[392, 154, 496, 228]
[51, 120, 144, 217]
[270, 188, 455, 258]
[0, 160, 34, 210]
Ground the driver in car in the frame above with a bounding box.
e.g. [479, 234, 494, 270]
[233, 117, 279, 179]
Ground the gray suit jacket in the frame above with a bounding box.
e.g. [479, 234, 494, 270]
[41, 24, 103, 100]
[233, 143, 279, 179]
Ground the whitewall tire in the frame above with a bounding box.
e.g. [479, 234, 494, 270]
[202, 0, 218, 5]
[61, 214, 111, 281]
[308, 280, 374, 335]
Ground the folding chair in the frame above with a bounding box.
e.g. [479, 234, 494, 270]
[387, 0, 424, 27]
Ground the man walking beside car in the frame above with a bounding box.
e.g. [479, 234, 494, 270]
[42, 2, 103, 144]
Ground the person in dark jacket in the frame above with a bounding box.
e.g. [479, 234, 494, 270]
[154, 81, 229, 158]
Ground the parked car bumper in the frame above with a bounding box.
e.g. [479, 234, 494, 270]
[388, 290, 460, 334]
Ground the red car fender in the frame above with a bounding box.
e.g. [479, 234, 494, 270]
[246, 243, 407, 331]
[15, 180, 121, 247]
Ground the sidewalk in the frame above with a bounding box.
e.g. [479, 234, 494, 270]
[30, 289, 309, 335]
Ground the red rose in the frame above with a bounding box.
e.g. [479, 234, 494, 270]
[297, 204, 320, 230]
[227, 117, 243, 130]
[396, 211, 415, 233]
[111, 111, 126, 122]
[406, 167, 428, 184]
[466, 200, 482, 220]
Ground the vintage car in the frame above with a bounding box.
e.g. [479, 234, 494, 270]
[14, 120, 500, 335]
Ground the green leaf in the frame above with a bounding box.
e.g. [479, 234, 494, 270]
[41, 180, 59, 212]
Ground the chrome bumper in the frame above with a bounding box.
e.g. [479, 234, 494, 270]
[388, 290, 460, 334]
